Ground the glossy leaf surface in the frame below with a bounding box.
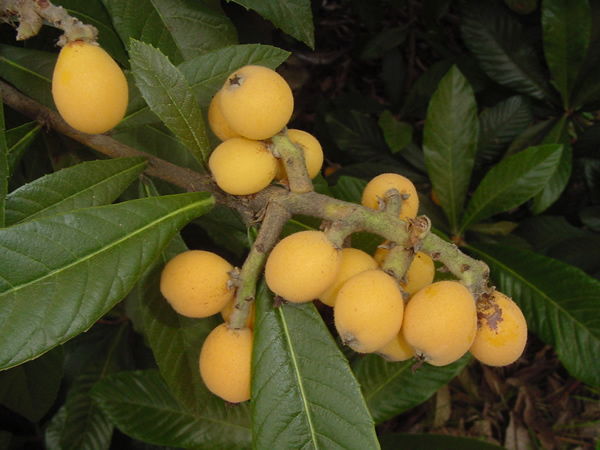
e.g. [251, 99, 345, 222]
[129, 40, 211, 168]
[355, 353, 471, 424]
[251, 282, 380, 449]
[423, 65, 478, 234]
[228, 0, 315, 49]
[92, 369, 252, 448]
[5, 157, 147, 226]
[0, 192, 214, 370]
[460, 144, 563, 232]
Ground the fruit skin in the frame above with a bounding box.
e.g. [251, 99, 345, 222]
[265, 230, 342, 303]
[334, 269, 404, 353]
[52, 40, 128, 134]
[208, 90, 241, 141]
[375, 331, 414, 362]
[160, 250, 235, 318]
[219, 65, 294, 140]
[361, 173, 419, 221]
[208, 137, 277, 195]
[374, 247, 435, 296]
[275, 129, 324, 180]
[469, 291, 527, 366]
[199, 323, 252, 403]
[402, 280, 477, 366]
[318, 247, 378, 307]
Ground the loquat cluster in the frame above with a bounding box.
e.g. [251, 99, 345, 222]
[156, 67, 528, 405]
[208, 65, 324, 195]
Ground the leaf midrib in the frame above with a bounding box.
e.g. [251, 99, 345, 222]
[0, 198, 207, 298]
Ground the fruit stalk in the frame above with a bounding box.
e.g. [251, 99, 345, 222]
[1, 0, 98, 44]
[229, 202, 291, 329]
[273, 190, 490, 296]
[270, 130, 314, 194]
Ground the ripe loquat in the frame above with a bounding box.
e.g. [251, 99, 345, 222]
[469, 290, 527, 366]
[199, 323, 252, 403]
[334, 269, 404, 353]
[52, 40, 128, 134]
[402, 280, 477, 366]
[265, 230, 341, 303]
[160, 250, 235, 318]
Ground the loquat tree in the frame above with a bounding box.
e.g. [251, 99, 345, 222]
[0, 0, 599, 448]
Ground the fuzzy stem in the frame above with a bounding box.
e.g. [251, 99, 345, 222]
[228, 202, 291, 329]
[1, 0, 98, 44]
[1, 77, 492, 300]
[269, 130, 313, 194]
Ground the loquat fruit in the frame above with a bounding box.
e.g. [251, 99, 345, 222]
[199, 323, 252, 403]
[402, 280, 477, 366]
[334, 269, 404, 353]
[52, 40, 128, 134]
[265, 230, 341, 303]
[469, 290, 527, 366]
[160, 250, 235, 318]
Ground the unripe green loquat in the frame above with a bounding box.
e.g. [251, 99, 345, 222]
[52, 40, 128, 134]
[318, 247, 378, 307]
[219, 65, 294, 140]
[265, 230, 342, 303]
[334, 269, 404, 353]
[274, 129, 324, 180]
[208, 137, 277, 195]
[402, 280, 477, 366]
[199, 323, 252, 403]
[160, 250, 235, 318]
[469, 291, 527, 366]
[361, 173, 419, 221]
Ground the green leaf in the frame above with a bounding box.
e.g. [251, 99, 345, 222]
[0, 94, 7, 228]
[541, 0, 591, 107]
[0, 45, 56, 108]
[468, 243, 600, 388]
[138, 234, 221, 416]
[379, 110, 414, 154]
[460, 144, 563, 232]
[0, 347, 63, 423]
[476, 95, 532, 168]
[6, 122, 41, 175]
[91, 369, 252, 448]
[104, 0, 237, 65]
[55, 0, 128, 66]
[423, 65, 479, 234]
[0, 191, 214, 370]
[251, 282, 380, 449]
[129, 40, 211, 168]
[55, 323, 130, 450]
[532, 116, 572, 214]
[354, 353, 471, 424]
[179, 44, 291, 108]
[325, 109, 391, 161]
[379, 432, 505, 449]
[228, 0, 314, 49]
[5, 157, 148, 226]
[112, 124, 204, 173]
[459, 0, 557, 102]
[194, 205, 250, 258]
[329, 175, 368, 204]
